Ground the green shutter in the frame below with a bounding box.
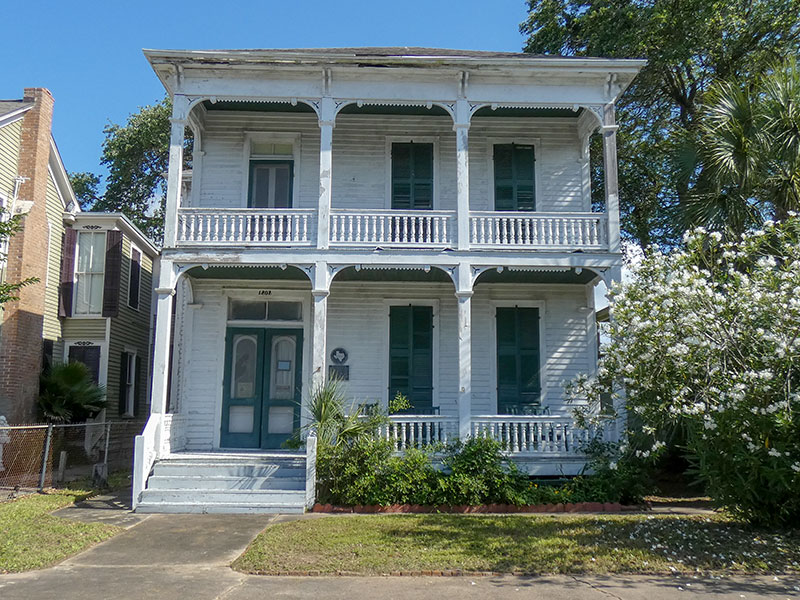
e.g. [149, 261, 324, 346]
[496, 307, 541, 414]
[389, 305, 433, 412]
[392, 143, 433, 210]
[494, 144, 536, 211]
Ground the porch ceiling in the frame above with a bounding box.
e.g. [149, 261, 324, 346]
[332, 266, 453, 283]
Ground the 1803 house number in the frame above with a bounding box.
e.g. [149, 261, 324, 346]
[257, 290, 272, 296]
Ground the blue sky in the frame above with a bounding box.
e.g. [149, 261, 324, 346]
[3, 0, 530, 181]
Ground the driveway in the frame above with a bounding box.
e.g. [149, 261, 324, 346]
[0, 498, 798, 599]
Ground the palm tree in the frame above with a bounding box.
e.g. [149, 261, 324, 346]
[681, 58, 800, 235]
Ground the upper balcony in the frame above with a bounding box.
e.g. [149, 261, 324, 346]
[175, 207, 608, 252]
[149, 48, 644, 258]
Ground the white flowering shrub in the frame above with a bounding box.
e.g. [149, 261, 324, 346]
[571, 218, 800, 526]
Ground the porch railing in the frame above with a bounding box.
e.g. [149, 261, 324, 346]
[330, 209, 455, 248]
[470, 415, 589, 454]
[132, 413, 161, 509]
[379, 414, 590, 455]
[378, 415, 459, 451]
[177, 208, 316, 246]
[470, 211, 607, 250]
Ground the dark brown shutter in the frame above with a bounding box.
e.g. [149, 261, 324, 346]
[118, 352, 129, 416]
[128, 248, 141, 309]
[59, 228, 77, 317]
[102, 230, 123, 317]
[134, 355, 141, 417]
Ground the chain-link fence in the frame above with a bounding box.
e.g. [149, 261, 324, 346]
[0, 420, 145, 492]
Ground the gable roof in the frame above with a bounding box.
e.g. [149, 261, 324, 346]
[0, 100, 33, 128]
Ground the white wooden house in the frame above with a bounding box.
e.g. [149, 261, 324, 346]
[132, 47, 644, 513]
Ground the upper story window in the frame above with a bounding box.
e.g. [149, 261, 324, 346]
[74, 232, 106, 315]
[493, 143, 536, 211]
[391, 142, 433, 210]
[127, 246, 141, 310]
[249, 161, 293, 208]
[247, 137, 296, 209]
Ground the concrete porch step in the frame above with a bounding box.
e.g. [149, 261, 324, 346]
[135, 501, 306, 514]
[139, 488, 306, 505]
[146, 474, 306, 491]
[152, 462, 305, 478]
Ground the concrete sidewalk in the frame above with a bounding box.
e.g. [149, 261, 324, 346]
[0, 507, 798, 599]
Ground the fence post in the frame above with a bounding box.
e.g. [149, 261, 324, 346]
[104, 422, 112, 466]
[39, 423, 53, 492]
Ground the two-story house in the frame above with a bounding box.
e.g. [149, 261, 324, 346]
[0, 88, 158, 451]
[133, 48, 644, 513]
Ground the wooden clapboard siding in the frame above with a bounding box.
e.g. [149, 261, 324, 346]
[41, 171, 65, 343]
[177, 279, 593, 450]
[0, 119, 22, 201]
[62, 318, 106, 339]
[107, 234, 154, 419]
[195, 111, 586, 213]
[197, 111, 320, 209]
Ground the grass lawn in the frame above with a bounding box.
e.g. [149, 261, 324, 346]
[233, 514, 800, 576]
[0, 490, 121, 573]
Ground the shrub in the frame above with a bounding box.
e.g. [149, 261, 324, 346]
[38, 363, 106, 424]
[569, 219, 800, 525]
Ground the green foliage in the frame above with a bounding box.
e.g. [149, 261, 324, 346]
[316, 434, 646, 507]
[521, 0, 800, 248]
[0, 208, 38, 306]
[288, 378, 384, 450]
[67, 172, 101, 211]
[388, 391, 412, 414]
[38, 362, 107, 424]
[71, 97, 192, 244]
[570, 218, 800, 525]
[682, 58, 800, 234]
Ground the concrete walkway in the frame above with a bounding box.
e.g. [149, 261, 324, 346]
[0, 499, 798, 599]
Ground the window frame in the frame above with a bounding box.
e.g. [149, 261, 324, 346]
[384, 136, 439, 210]
[72, 231, 107, 317]
[241, 132, 301, 209]
[486, 137, 541, 212]
[127, 243, 142, 311]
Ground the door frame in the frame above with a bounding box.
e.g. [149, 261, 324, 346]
[488, 300, 547, 413]
[212, 287, 311, 450]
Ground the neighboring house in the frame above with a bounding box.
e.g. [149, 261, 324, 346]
[0, 88, 159, 441]
[132, 47, 644, 513]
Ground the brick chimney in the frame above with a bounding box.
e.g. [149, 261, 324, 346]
[0, 87, 55, 423]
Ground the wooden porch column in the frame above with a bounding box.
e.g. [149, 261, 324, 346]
[150, 260, 177, 416]
[605, 265, 625, 443]
[602, 103, 621, 253]
[311, 261, 330, 394]
[454, 99, 471, 250]
[456, 262, 473, 439]
[163, 94, 189, 248]
[317, 97, 335, 250]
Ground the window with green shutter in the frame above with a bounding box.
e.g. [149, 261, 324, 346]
[389, 305, 433, 413]
[496, 307, 541, 414]
[391, 142, 433, 210]
[493, 144, 536, 211]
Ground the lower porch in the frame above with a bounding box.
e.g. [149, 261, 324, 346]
[134, 263, 616, 510]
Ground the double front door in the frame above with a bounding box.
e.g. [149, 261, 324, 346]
[221, 327, 303, 449]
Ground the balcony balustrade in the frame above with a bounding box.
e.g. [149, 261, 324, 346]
[175, 206, 610, 252]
